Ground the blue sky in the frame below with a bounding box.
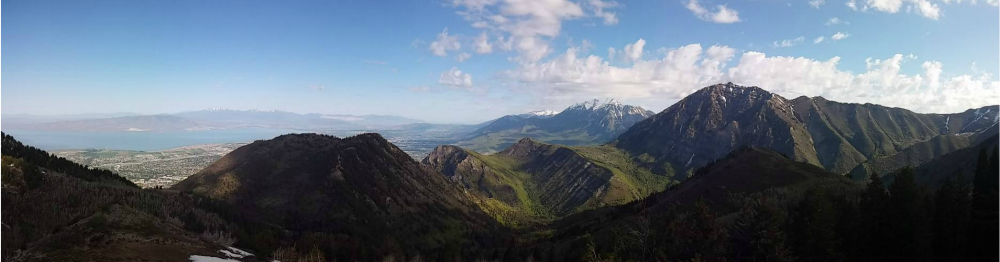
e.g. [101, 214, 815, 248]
[3, 0, 998, 123]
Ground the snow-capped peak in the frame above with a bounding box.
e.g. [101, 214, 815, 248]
[569, 98, 623, 111]
[202, 108, 280, 113]
[528, 110, 559, 116]
[517, 109, 560, 118]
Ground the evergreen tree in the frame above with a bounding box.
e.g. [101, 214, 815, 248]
[790, 187, 842, 262]
[968, 147, 999, 262]
[886, 168, 930, 262]
[729, 193, 793, 262]
[932, 176, 970, 262]
[858, 172, 889, 261]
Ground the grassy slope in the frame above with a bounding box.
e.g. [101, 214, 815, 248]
[460, 143, 675, 226]
[462, 149, 555, 226]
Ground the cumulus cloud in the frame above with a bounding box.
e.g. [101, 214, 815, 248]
[847, 0, 859, 10]
[451, 0, 498, 11]
[439, 67, 474, 88]
[814, 36, 826, 44]
[622, 38, 646, 63]
[809, 0, 826, 8]
[429, 28, 461, 56]
[457, 52, 473, 62]
[913, 0, 941, 20]
[772, 36, 806, 48]
[852, 0, 945, 20]
[505, 40, 998, 114]
[685, 0, 742, 23]
[507, 43, 735, 99]
[825, 17, 847, 25]
[587, 0, 620, 25]
[450, 0, 586, 62]
[474, 32, 493, 54]
[831, 32, 850, 40]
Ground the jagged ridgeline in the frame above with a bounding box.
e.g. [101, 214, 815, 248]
[422, 138, 674, 225]
[457, 99, 655, 153]
[615, 82, 999, 179]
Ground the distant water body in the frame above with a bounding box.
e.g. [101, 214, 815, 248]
[2, 128, 302, 151]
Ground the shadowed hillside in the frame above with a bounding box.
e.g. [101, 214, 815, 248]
[172, 133, 509, 260]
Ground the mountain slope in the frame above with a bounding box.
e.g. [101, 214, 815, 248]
[847, 133, 973, 180]
[908, 134, 999, 187]
[172, 133, 503, 258]
[457, 99, 654, 153]
[616, 83, 821, 178]
[615, 83, 999, 177]
[2, 134, 255, 261]
[2, 132, 137, 187]
[423, 138, 673, 223]
[789, 97, 998, 173]
[538, 147, 854, 261]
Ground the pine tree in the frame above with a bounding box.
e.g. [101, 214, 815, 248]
[858, 172, 889, 261]
[791, 187, 842, 262]
[932, 175, 970, 261]
[968, 147, 999, 262]
[886, 168, 928, 262]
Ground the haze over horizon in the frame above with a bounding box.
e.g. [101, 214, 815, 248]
[3, 0, 998, 123]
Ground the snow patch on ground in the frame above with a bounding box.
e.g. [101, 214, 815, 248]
[189, 255, 239, 262]
[225, 246, 253, 258]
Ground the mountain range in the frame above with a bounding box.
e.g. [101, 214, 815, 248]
[3, 83, 998, 261]
[4, 109, 425, 132]
[616, 83, 998, 179]
[456, 99, 655, 153]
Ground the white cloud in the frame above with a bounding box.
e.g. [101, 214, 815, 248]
[505, 41, 998, 114]
[452, 0, 499, 11]
[913, 0, 941, 20]
[825, 17, 847, 25]
[457, 52, 472, 62]
[622, 38, 646, 63]
[588, 0, 620, 25]
[847, 0, 859, 10]
[474, 32, 493, 54]
[831, 32, 850, 40]
[685, 0, 742, 23]
[814, 36, 826, 44]
[439, 67, 474, 87]
[772, 36, 806, 48]
[853, 0, 946, 20]
[429, 28, 461, 56]
[308, 84, 325, 91]
[508, 42, 735, 99]
[810, 0, 826, 8]
[869, 0, 904, 13]
[448, 0, 586, 62]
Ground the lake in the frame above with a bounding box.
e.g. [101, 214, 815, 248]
[2, 128, 304, 151]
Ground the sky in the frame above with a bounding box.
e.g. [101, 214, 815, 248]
[2, 0, 998, 123]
